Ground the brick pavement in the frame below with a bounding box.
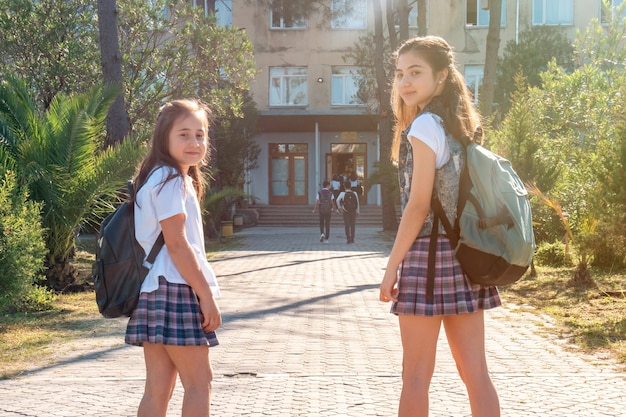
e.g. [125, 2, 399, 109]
[1, 226, 625, 416]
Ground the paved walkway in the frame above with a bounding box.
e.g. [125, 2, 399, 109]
[1, 226, 626, 416]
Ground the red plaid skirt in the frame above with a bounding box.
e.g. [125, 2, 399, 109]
[391, 236, 501, 316]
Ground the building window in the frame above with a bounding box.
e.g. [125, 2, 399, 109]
[601, 0, 626, 23]
[532, 0, 574, 25]
[271, 0, 306, 29]
[215, 0, 232, 26]
[331, 66, 365, 106]
[270, 143, 309, 153]
[331, 0, 367, 29]
[466, 0, 506, 26]
[464, 65, 484, 105]
[392, 0, 420, 28]
[193, 0, 232, 26]
[269, 67, 308, 106]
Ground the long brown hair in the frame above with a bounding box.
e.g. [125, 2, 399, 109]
[133, 99, 212, 202]
[390, 36, 482, 161]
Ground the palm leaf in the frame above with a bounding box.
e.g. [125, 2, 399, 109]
[0, 75, 144, 262]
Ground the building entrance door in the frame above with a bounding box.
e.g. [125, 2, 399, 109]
[328, 143, 367, 204]
[269, 143, 308, 205]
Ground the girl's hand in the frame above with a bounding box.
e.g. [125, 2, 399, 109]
[199, 295, 222, 332]
[379, 268, 399, 303]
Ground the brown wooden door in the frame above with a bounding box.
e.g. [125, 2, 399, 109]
[269, 152, 308, 205]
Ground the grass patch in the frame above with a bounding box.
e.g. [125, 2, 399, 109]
[0, 234, 241, 379]
[0, 291, 104, 379]
[500, 265, 626, 368]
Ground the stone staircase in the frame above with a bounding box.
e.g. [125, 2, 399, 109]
[247, 204, 396, 227]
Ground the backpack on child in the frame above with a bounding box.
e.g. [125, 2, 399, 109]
[431, 127, 535, 288]
[319, 189, 333, 215]
[93, 180, 164, 318]
[342, 191, 358, 213]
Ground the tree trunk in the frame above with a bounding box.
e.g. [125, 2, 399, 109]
[397, 0, 409, 43]
[385, 0, 398, 51]
[97, 0, 130, 146]
[568, 261, 597, 289]
[417, 0, 427, 36]
[45, 256, 79, 292]
[373, 0, 398, 231]
[479, 0, 502, 118]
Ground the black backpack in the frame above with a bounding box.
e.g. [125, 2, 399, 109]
[319, 189, 333, 214]
[343, 191, 358, 213]
[93, 180, 164, 318]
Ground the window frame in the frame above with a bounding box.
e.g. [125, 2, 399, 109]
[331, 66, 365, 106]
[193, 0, 232, 26]
[464, 65, 484, 105]
[392, 0, 420, 29]
[600, 0, 626, 23]
[270, 0, 307, 29]
[269, 67, 308, 107]
[466, 0, 507, 27]
[331, 0, 368, 29]
[532, 0, 574, 26]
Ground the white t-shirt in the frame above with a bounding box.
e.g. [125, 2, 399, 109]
[336, 190, 360, 214]
[407, 113, 450, 169]
[134, 166, 220, 296]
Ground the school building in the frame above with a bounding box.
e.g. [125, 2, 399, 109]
[208, 0, 621, 208]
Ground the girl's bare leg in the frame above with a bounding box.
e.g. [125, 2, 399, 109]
[397, 315, 443, 417]
[443, 311, 500, 417]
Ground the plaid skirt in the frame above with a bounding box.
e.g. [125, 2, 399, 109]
[125, 276, 219, 347]
[391, 236, 501, 316]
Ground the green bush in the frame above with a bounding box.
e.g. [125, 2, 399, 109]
[590, 240, 626, 270]
[13, 285, 57, 313]
[534, 240, 572, 267]
[0, 171, 49, 312]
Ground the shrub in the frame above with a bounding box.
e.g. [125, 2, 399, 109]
[12, 285, 57, 313]
[534, 240, 572, 267]
[0, 172, 48, 313]
[590, 240, 626, 270]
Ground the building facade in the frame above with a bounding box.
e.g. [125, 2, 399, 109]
[218, 0, 622, 206]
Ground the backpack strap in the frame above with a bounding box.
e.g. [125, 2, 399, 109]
[426, 213, 439, 303]
[425, 129, 470, 302]
[128, 174, 165, 270]
[143, 232, 164, 269]
[425, 126, 483, 302]
[427, 196, 458, 303]
[431, 196, 458, 247]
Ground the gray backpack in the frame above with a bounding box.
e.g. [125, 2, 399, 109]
[432, 128, 535, 287]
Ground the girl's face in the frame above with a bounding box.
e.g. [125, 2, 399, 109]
[167, 111, 207, 174]
[395, 50, 447, 110]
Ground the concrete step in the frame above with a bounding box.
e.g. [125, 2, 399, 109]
[251, 205, 389, 227]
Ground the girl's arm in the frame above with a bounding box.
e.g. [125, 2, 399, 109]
[380, 137, 436, 302]
[160, 213, 221, 332]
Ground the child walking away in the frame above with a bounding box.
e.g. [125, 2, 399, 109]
[336, 180, 360, 244]
[312, 180, 335, 243]
[125, 99, 221, 417]
[379, 36, 501, 417]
